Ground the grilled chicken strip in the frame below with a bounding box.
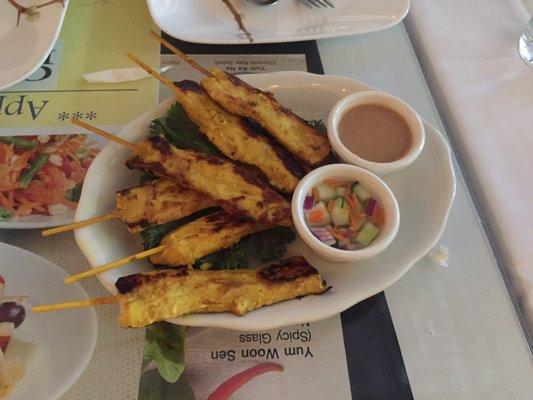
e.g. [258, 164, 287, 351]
[150, 211, 268, 266]
[116, 178, 214, 232]
[126, 136, 291, 226]
[201, 69, 331, 166]
[115, 256, 327, 328]
[173, 80, 305, 193]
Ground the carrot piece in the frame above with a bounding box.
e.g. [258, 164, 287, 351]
[326, 199, 334, 213]
[350, 211, 366, 228]
[328, 228, 346, 241]
[323, 178, 340, 187]
[309, 210, 325, 222]
[345, 193, 361, 211]
[351, 194, 361, 209]
[345, 195, 356, 209]
[371, 205, 385, 226]
[312, 187, 320, 200]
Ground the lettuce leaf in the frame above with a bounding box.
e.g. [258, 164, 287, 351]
[194, 226, 295, 270]
[149, 102, 221, 156]
[142, 322, 186, 384]
[141, 208, 219, 250]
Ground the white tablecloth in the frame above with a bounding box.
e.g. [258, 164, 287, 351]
[405, 0, 533, 330]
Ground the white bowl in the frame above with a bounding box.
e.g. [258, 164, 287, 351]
[327, 91, 425, 175]
[292, 164, 400, 263]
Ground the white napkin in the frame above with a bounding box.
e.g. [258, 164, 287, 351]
[83, 66, 172, 83]
[406, 1, 533, 322]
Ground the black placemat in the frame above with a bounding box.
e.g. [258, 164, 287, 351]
[162, 35, 413, 400]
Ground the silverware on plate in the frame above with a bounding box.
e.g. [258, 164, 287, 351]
[245, 0, 279, 5]
[300, 0, 335, 8]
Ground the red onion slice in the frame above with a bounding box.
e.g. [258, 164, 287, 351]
[303, 196, 315, 210]
[365, 198, 377, 216]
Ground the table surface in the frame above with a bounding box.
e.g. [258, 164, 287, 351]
[2, 20, 533, 400]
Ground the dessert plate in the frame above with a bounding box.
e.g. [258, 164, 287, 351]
[147, 0, 410, 44]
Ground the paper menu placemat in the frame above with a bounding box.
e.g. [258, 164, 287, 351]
[159, 53, 308, 101]
[0, 0, 159, 133]
[0, 0, 160, 226]
[184, 317, 351, 400]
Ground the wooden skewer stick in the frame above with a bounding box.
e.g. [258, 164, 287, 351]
[126, 53, 179, 92]
[149, 30, 213, 77]
[42, 211, 117, 237]
[71, 118, 138, 151]
[32, 295, 119, 313]
[64, 245, 167, 284]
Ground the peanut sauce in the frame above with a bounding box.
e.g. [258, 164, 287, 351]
[338, 104, 412, 163]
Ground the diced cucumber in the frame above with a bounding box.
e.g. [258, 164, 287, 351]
[0, 207, 14, 221]
[314, 184, 336, 201]
[352, 182, 372, 202]
[335, 187, 347, 197]
[305, 202, 332, 227]
[330, 197, 350, 226]
[355, 221, 380, 246]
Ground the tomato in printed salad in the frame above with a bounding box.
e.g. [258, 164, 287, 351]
[303, 179, 385, 250]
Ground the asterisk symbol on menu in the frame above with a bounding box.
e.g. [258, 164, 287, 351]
[72, 111, 83, 120]
[86, 111, 97, 120]
[58, 111, 70, 121]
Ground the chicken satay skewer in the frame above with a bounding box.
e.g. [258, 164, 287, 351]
[126, 47, 304, 193]
[71, 116, 291, 226]
[43, 212, 117, 237]
[33, 257, 327, 328]
[149, 31, 331, 166]
[63, 211, 269, 284]
[33, 296, 119, 313]
[149, 31, 212, 77]
[42, 179, 215, 237]
[73, 119, 137, 151]
[64, 245, 166, 284]
[148, 31, 211, 77]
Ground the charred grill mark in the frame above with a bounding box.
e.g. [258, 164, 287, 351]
[125, 156, 174, 181]
[271, 142, 308, 179]
[240, 121, 259, 138]
[213, 200, 256, 222]
[126, 218, 151, 229]
[224, 71, 259, 93]
[175, 79, 203, 93]
[231, 164, 271, 192]
[243, 119, 308, 180]
[259, 256, 319, 283]
[115, 274, 142, 294]
[204, 211, 251, 233]
[117, 186, 138, 197]
[116, 268, 189, 295]
[149, 135, 172, 156]
[190, 151, 226, 166]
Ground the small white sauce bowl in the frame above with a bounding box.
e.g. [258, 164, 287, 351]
[327, 91, 425, 175]
[292, 164, 400, 263]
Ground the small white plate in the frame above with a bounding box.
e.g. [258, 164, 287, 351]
[0, 242, 97, 400]
[76, 72, 455, 331]
[147, 0, 410, 44]
[0, 211, 76, 231]
[0, 0, 69, 90]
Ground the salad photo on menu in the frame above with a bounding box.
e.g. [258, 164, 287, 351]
[0, 134, 102, 228]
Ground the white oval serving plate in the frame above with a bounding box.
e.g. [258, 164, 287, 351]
[0, 242, 97, 400]
[0, 0, 69, 90]
[75, 71, 455, 331]
[147, 0, 410, 44]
